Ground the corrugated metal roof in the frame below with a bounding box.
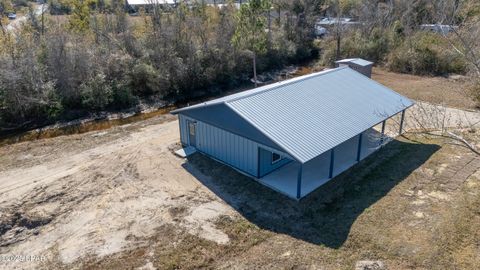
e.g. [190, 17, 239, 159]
[172, 67, 413, 163]
[176, 103, 284, 150]
[171, 69, 335, 114]
[335, 58, 373, 66]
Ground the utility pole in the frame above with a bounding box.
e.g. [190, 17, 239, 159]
[41, 4, 45, 35]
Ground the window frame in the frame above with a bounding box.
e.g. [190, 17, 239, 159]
[188, 121, 196, 136]
[271, 152, 282, 164]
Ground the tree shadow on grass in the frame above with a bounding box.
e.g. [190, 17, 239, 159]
[181, 138, 440, 248]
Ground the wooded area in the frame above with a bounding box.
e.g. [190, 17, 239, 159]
[0, 0, 479, 131]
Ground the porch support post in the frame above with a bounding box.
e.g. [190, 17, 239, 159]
[380, 120, 386, 145]
[296, 164, 303, 199]
[329, 148, 335, 178]
[399, 110, 406, 135]
[356, 133, 363, 162]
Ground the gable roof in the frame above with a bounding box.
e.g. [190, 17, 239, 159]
[172, 67, 413, 163]
[335, 58, 373, 67]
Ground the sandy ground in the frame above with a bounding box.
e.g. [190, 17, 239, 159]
[0, 115, 235, 269]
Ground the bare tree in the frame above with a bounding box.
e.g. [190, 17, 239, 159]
[406, 102, 480, 155]
[436, 0, 480, 77]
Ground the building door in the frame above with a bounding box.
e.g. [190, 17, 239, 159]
[187, 121, 197, 147]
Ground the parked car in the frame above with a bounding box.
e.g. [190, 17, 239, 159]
[314, 25, 328, 38]
[7, 13, 17, 20]
[419, 24, 457, 35]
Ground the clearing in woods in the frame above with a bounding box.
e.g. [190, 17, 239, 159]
[0, 71, 479, 269]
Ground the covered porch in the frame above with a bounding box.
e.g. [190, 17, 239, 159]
[258, 112, 406, 199]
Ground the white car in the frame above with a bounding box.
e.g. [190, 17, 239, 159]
[7, 13, 17, 20]
[314, 25, 328, 37]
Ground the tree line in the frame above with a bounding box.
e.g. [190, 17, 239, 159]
[0, 0, 319, 131]
[0, 0, 479, 131]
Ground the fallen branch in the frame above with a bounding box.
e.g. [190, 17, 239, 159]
[408, 129, 480, 156]
[446, 131, 480, 156]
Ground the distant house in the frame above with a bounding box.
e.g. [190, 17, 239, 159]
[419, 24, 457, 35]
[172, 67, 413, 199]
[315, 17, 362, 30]
[316, 17, 361, 27]
[126, 0, 238, 11]
[126, 0, 177, 12]
[335, 58, 374, 78]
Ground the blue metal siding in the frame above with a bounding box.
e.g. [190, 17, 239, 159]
[332, 134, 359, 176]
[178, 114, 291, 177]
[258, 147, 292, 177]
[195, 120, 259, 176]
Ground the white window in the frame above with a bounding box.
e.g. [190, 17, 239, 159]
[271, 152, 282, 164]
[188, 122, 196, 136]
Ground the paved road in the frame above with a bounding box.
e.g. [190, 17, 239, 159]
[5, 4, 48, 32]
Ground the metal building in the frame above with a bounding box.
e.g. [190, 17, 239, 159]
[171, 67, 413, 199]
[335, 58, 374, 78]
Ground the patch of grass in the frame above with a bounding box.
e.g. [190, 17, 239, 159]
[372, 68, 475, 110]
[149, 218, 270, 269]
[216, 216, 270, 250]
[427, 179, 480, 269]
[154, 235, 218, 269]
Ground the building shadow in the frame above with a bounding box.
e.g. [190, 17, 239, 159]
[181, 138, 440, 248]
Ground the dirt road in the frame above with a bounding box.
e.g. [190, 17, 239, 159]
[0, 115, 235, 268]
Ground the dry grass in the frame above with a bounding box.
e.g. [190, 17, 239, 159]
[372, 68, 477, 110]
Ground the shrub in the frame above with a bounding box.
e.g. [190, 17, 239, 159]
[470, 80, 480, 108]
[80, 73, 113, 110]
[112, 81, 138, 108]
[12, 0, 28, 7]
[317, 27, 392, 67]
[49, 0, 71, 15]
[387, 32, 467, 75]
[342, 28, 390, 63]
[43, 82, 64, 120]
[128, 63, 169, 97]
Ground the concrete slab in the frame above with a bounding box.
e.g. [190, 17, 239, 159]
[175, 146, 197, 158]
